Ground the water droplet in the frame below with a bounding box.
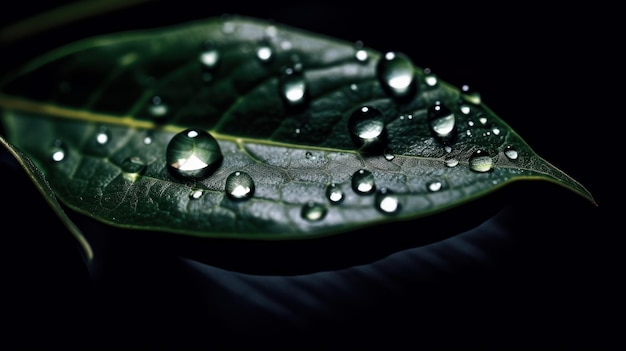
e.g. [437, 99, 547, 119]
[351, 169, 376, 194]
[166, 129, 223, 180]
[375, 188, 401, 215]
[445, 158, 459, 167]
[279, 64, 307, 108]
[148, 95, 168, 118]
[504, 145, 519, 160]
[256, 44, 273, 63]
[492, 127, 501, 135]
[423, 67, 438, 87]
[384, 148, 396, 161]
[301, 201, 327, 221]
[189, 188, 205, 199]
[199, 41, 220, 69]
[50, 139, 67, 162]
[305, 151, 316, 160]
[325, 183, 345, 204]
[427, 180, 443, 192]
[225, 171, 255, 201]
[461, 84, 481, 104]
[376, 51, 416, 100]
[95, 126, 110, 145]
[428, 101, 456, 140]
[121, 156, 146, 181]
[349, 106, 386, 151]
[469, 149, 493, 172]
[354, 41, 369, 63]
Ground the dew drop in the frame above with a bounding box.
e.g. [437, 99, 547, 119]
[423, 67, 438, 87]
[351, 169, 376, 194]
[384, 148, 396, 161]
[256, 40, 273, 63]
[199, 41, 220, 69]
[279, 64, 307, 108]
[427, 180, 443, 192]
[428, 101, 456, 139]
[469, 149, 493, 172]
[461, 84, 481, 104]
[348, 106, 386, 151]
[376, 51, 416, 100]
[301, 201, 327, 221]
[225, 171, 255, 201]
[121, 156, 146, 181]
[375, 188, 401, 215]
[504, 145, 519, 160]
[95, 126, 110, 145]
[354, 41, 369, 63]
[148, 95, 168, 118]
[189, 188, 205, 199]
[166, 129, 223, 180]
[325, 183, 345, 204]
[49, 139, 67, 162]
[445, 158, 459, 167]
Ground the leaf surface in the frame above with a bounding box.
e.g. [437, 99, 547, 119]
[0, 15, 595, 240]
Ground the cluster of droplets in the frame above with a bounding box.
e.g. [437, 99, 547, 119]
[45, 24, 532, 230]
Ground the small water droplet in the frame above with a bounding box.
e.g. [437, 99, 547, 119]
[492, 127, 501, 135]
[423, 67, 438, 87]
[199, 41, 220, 69]
[352, 169, 376, 194]
[384, 148, 396, 161]
[461, 84, 481, 104]
[50, 139, 67, 162]
[504, 145, 519, 160]
[166, 129, 223, 180]
[95, 126, 110, 145]
[427, 180, 443, 192]
[325, 183, 345, 204]
[349, 106, 386, 152]
[469, 149, 493, 172]
[305, 151, 316, 160]
[445, 158, 459, 167]
[225, 171, 255, 201]
[189, 188, 205, 199]
[377, 51, 416, 100]
[301, 201, 327, 221]
[256, 40, 273, 63]
[428, 101, 456, 140]
[148, 95, 168, 118]
[375, 187, 401, 215]
[279, 64, 307, 108]
[121, 156, 146, 181]
[354, 41, 369, 62]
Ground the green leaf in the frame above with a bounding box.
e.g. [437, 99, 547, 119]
[0, 15, 595, 240]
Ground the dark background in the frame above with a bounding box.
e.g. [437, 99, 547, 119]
[0, 1, 619, 349]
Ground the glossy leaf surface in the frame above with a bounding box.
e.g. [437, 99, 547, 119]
[0, 15, 595, 240]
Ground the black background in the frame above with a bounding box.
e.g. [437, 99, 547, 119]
[0, 1, 619, 349]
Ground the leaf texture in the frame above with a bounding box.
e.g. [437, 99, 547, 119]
[0, 15, 595, 239]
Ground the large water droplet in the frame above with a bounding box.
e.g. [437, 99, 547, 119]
[375, 188, 401, 215]
[49, 139, 67, 162]
[504, 145, 519, 160]
[279, 64, 307, 108]
[325, 183, 345, 204]
[348, 106, 387, 152]
[166, 129, 223, 180]
[376, 51, 416, 100]
[428, 101, 456, 140]
[352, 169, 376, 194]
[301, 201, 327, 221]
[225, 171, 255, 201]
[469, 149, 493, 172]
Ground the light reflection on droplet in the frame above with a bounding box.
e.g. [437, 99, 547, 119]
[50, 140, 66, 162]
[301, 201, 327, 221]
[352, 169, 376, 194]
[95, 126, 110, 145]
[427, 181, 443, 192]
[166, 128, 223, 180]
[325, 183, 345, 204]
[504, 145, 519, 160]
[375, 188, 400, 215]
[469, 149, 493, 172]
